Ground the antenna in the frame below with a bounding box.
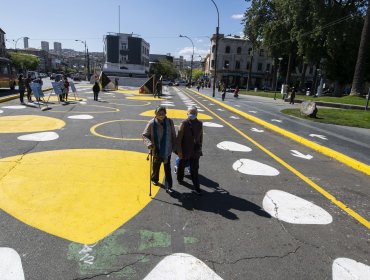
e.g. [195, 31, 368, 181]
[118, 5, 120, 34]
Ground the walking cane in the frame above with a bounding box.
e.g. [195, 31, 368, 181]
[147, 150, 153, 196]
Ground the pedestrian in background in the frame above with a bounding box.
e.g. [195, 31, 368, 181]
[142, 106, 176, 193]
[176, 106, 203, 195]
[115, 77, 119, 90]
[222, 83, 226, 101]
[290, 86, 296, 104]
[92, 81, 100, 101]
[63, 76, 70, 101]
[18, 74, 25, 104]
[25, 74, 32, 102]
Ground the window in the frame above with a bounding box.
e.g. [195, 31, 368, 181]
[248, 48, 252, 55]
[266, 64, 270, 71]
[225, 46, 230, 53]
[224, 60, 229, 68]
[212, 45, 215, 53]
[211, 60, 215, 68]
[246, 62, 250, 70]
[257, 63, 263, 71]
[259, 49, 264, 56]
[237, 47, 242, 54]
[235, 61, 240, 70]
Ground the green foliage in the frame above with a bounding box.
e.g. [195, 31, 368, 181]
[192, 68, 204, 81]
[8, 52, 40, 71]
[149, 59, 179, 80]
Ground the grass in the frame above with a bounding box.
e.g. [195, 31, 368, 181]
[239, 89, 368, 106]
[282, 108, 370, 129]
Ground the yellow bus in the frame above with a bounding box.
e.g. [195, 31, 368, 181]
[0, 57, 17, 90]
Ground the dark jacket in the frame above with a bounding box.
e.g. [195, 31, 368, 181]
[93, 82, 100, 93]
[176, 118, 203, 159]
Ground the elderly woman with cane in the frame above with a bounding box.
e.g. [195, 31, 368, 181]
[142, 106, 176, 194]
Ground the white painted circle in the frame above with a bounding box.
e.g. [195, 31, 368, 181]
[217, 109, 225, 111]
[233, 159, 279, 176]
[197, 109, 204, 112]
[2, 105, 26, 109]
[143, 253, 223, 280]
[333, 258, 370, 280]
[0, 248, 25, 280]
[262, 190, 333, 224]
[203, 122, 224, 128]
[18, 132, 59, 142]
[217, 141, 252, 152]
[68, 115, 94, 120]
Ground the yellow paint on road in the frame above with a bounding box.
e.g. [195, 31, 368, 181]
[116, 89, 140, 95]
[0, 115, 65, 133]
[184, 89, 370, 230]
[127, 96, 164, 101]
[0, 149, 162, 244]
[140, 109, 213, 120]
[44, 96, 85, 102]
[91, 120, 147, 141]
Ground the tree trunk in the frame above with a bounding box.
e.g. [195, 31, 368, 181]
[299, 62, 307, 92]
[246, 55, 253, 90]
[285, 52, 293, 85]
[350, 5, 370, 96]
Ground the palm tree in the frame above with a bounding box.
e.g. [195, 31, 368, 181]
[350, 5, 370, 96]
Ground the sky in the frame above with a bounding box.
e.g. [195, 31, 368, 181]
[1, 0, 250, 60]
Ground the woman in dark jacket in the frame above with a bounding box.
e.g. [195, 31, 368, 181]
[176, 106, 203, 194]
[92, 81, 100, 101]
[18, 75, 26, 104]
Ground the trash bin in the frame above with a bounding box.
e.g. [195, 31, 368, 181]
[254, 88, 257, 92]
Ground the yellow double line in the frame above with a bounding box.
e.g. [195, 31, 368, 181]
[183, 88, 370, 230]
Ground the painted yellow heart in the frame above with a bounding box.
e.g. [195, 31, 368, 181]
[0, 149, 162, 244]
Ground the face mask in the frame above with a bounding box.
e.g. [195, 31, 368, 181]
[156, 115, 165, 121]
[188, 114, 197, 120]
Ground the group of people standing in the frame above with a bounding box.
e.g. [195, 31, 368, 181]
[58, 76, 70, 102]
[18, 74, 44, 104]
[142, 106, 203, 195]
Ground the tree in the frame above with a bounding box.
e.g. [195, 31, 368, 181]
[149, 59, 179, 81]
[8, 52, 40, 72]
[351, 4, 370, 96]
[192, 68, 204, 81]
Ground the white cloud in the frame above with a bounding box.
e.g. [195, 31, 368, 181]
[231, 14, 244, 20]
[178, 47, 209, 60]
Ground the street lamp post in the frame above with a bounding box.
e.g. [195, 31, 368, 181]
[210, 0, 219, 97]
[274, 57, 283, 100]
[75, 40, 90, 81]
[179, 34, 194, 86]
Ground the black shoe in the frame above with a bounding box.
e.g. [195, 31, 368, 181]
[151, 180, 159, 186]
[166, 188, 173, 194]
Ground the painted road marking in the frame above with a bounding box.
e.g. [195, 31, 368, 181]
[0, 149, 163, 244]
[140, 109, 213, 120]
[0, 110, 3, 113]
[0, 115, 65, 133]
[233, 159, 280, 176]
[262, 190, 333, 224]
[0, 248, 25, 280]
[251, 128, 264, 133]
[181, 88, 370, 230]
[309, 134, 328, 140]
[271, 119, 282, 123]
[230, 116, 240, 119]
[217, 141, 252, 152]
[51, 104, 120, 114]
[1, 105, 26, 109]
[68, 115, 94, 120]
[90, 119, 147, 141]
[17, 132, 59, 142]
[143, 253, 223, 280]
[332, 258, 370, 280]
[290, 150, 313, 160]
[203, 122, 224, 128]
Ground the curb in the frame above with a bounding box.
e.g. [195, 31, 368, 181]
[190, 89, 370, 177]
[284, 98, 365, 110]
[0, 88, 53, 104]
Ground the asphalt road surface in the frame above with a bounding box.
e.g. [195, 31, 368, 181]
[0, 84, 369, 280]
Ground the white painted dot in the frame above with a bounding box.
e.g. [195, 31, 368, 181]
[197, 109, 204, 112]
[217, 141, 252, 152]
[143, 253, 223, 280]
[68, 115, 94, 120]
[2, 105, 26, 109]
[209, 103, 215, 106]
[251, 128, 264, 133]
[262, 190, 333, 224]
[333, 258, 370, 280]
[233, 159, 279, 176]
[18, 132, 59, 142]
[203, 122, 224, 128]
[217, 109, 225, 111]
[160, 104, 175, 107]
[235, 105, 241, 107]
[79, 101, 87, 105]
[230, 116, 240, 119]
[0, 248, 25, 280]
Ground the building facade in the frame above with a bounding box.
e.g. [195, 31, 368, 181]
[41, 41, 49, 52]
[23, 37, 29, 49]
[54, 42, 62, 55]
[103, 33, 150, 76]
